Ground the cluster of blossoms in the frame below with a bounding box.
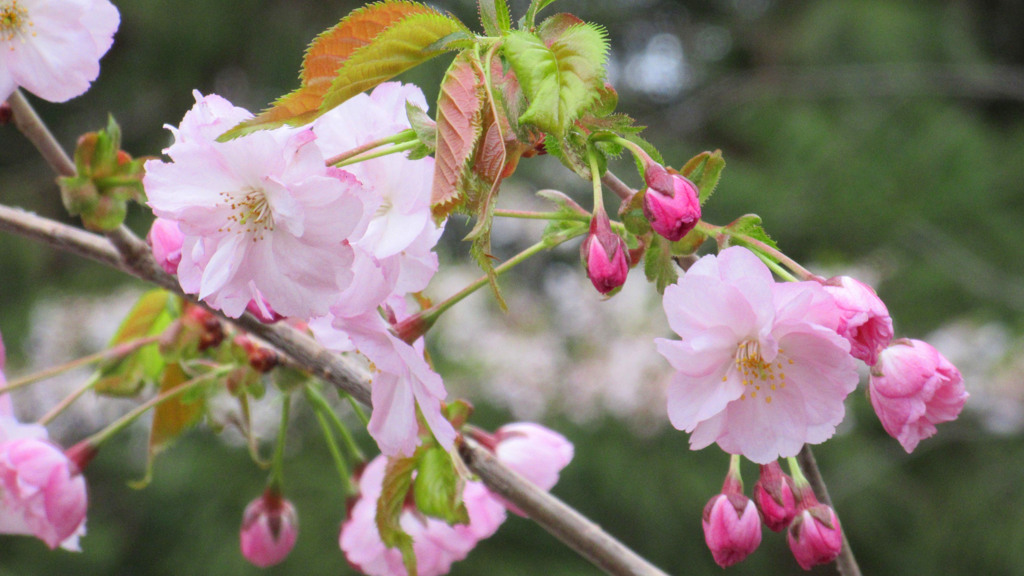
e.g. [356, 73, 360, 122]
[0, 333, 89, 550]
[341, 423, 572, 576]
[232, 422, 573, 572]
[144, 83, 454, 458]
[0, 0, 977, 573]
[656, 246, 968, 568]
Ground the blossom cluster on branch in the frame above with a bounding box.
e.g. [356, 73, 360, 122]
[0, 0, 972, 574]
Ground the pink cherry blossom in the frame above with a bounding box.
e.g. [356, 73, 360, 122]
[702, 493, 762, 568]
[869, 339, 968, 453]
[1, 0, 119, 103]
[239, 490, 299, 568]
[322, 309, 456, 457]
[313, 83, 442, 281]
[0, 437, 87, 550]
[787, 505, 843, 570]
[491, 423, 574, 516]
[144, 92, 365, 319]
[339, 455, 506, 576]
[822, 275, 893, 365]
[655, 246, 860, 463]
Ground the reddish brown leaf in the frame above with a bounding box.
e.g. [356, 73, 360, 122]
[431, 50, 486, 219]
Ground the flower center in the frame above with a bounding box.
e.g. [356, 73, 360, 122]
[733, 340, 789, 404]
[219, 187, 275, 241]
[0, 1, 32, 43]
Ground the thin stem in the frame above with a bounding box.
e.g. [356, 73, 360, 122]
[84, 366, 229, 448]
[333, 140, 420, 168]
[324, 129, 418, 167]
[36, 374, 99, 426]
[732, 232, 815, 280]
[8, 90, 76, 177]
[269, 393, 292, 490]
[0, 335, 161, 396]
[601, 171, 637, 202]
[312, 404, 356, 494]
[589, 147, 604, 210]
[306, 384, 364, 462]
[797, 445, 862, 576]
[415, 233, 582, 326]
[760, 253, 799, 282]
[344, 393, 370, 427]
[494, 209, 589, 222]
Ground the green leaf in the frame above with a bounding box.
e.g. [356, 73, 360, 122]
[503, 24, 609, 137]
[414, 447, 469, 525]
[524, 0, 562, 29]
[537, 188, 587, 215]
[221, 2, 467, 138]
[431, 50, 487, 219]
[95, 290, 178, 396]
[129, 363, 206, 489]
[378, 455, 419, 575]
[544, 127, 591, 179]
[679, 150, 725, 205]
[479, 0, 511, 36]
[406, 101, 437, 151]
[320, 12, 471, 112]
[644, 235, 679, 293]
[618, 189, 650, 236]
[725, 214, 779, 252]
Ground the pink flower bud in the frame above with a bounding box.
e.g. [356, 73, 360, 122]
[245, 294, 284, 324]
[787, 504, 843, 570]
[147, 217, 184, 275]
[869, 339, 968, 453]
[0, 438, 88, 550]
[240, 490, 299, 568]
[753, 461, 797, 532]
[492, 422, 574, 516]
[642, 164, 701, 242]
[702, 493, 762, 568]
[822, 276, 893, 365]
[581, 208, 629, 294]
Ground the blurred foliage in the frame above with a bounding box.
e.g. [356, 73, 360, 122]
[2, 0, 1024, 574]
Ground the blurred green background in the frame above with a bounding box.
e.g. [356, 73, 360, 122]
[2, 0, 1023, 574]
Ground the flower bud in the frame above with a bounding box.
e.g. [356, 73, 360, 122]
[0, 438, 88, 550]
[787, 504, 843, 570]
[240, 490, 298, 568]
[147, 218, 184, 275]
[581, 208, 629, 294]
[642, 164, 701, 242]
[753, 461, 797, 532]
[869, 339, 967, 453]
[822, 276, 893, 365]
[702, 493, 762, 568]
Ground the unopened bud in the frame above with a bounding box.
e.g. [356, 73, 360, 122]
[581, 208, 629, 295]
[642, 163, 701, 242]
[753, 461, 797, 532]
[240, 489, 298, 567]
[787, 504, 843, 570]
